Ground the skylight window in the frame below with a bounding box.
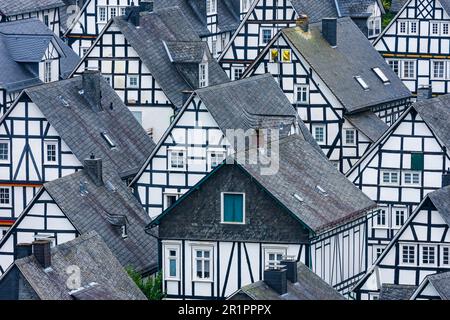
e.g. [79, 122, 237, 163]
[372, 67, 390, 84]
[293, 193, 304, 203]
[355, 76, 369, 90]
[316, 185, 328, 196]
[101, 132, 116, 148]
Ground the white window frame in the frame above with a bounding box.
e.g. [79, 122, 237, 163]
[168, 148, 186, 171]
[109, 6, 117, 18]
[207, 149, 226, 171]
[432, 60, 446, 80]
[192, 246, 214, 282]
[231, 67, 244, 81]
[312, 124, 326, 145]
[399, 21, 407, 34]
[431, 22, 440, 35]
[0, 187, 11, 207]
[373, 245, 384, 263]
[44, 140, 58, 164]
[98, 6, 107, 23]
[263, 246, 287, 269]
[0, 140, 10, 163]
[441, 246, 450, 266]
[402, 60, 416, 80]
[206, 0, 217, 15]
[420, 245, 437, 266]
[400, 243, 417, 266]
[392, 207, 407, 229]
[294, 84, 309, 104]
[344, 128, 356, 146]
[372, 67, 390, 84]
[127, 75, 139, 88]
[387, 59, 400, 77]
[164, 244, 181, 280]
[261, 28, 273, 45]
[409, 20, 418, 35]
[120, 7, 127, 16]
[403, 171, 421, 185]
[381, 170, 399, 185]
[373, 207, 389, 229]
[368, 16, 381, 37]
[355, 76, 369, 90]
[221, 192, 246, 225]
[44, 60, 52, 83]
[443, 22, 449, 35]
[199, 63, 209, 88]
[163, 193, 181, 210]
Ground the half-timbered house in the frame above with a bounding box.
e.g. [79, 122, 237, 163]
[147, 134, 377, 299]
[410, 270, 450, 299]
[353, 184, 450, 300]
[72, 6, 229, 141]
[63, 0, 152, 56]
[153, 0, 241, 58]
[219, 0, 385, 78]
[244, 17, 412, 173]
[0, 19, 79, 115]
[374, 0, 450, 95]
[346, 93, 450, 262]
[130, 74, 314, 219]
[0, 70, 154, 232]
[0, 0, 64, 35]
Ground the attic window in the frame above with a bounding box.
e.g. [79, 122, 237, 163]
[355, 76, 369, 90]
[199, 63, 209, 88]
[101, 132, 116, 148]
[293, 193, 304, 203]
[372, 67, 390, 84]
[316, 185, 328, 196]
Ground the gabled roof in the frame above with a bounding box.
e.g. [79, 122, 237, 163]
[43, 168, 157, 274]
[166, 41, 208, 63]
[289, 0, 339, 22]
[279, 18, 411, 113]
[428, 185, 450, 227]
[0, 0, 64, 16]
[151, 134, 375, 233]
[345, 110, 388, 142]
[0, 19, 79, 91]
[379, 284, 417, 300]
[335, 0, 385, 17]
[14, 231, 146, 300]
[420, 272, 450, 300]
[230, 262, 345, 300]
[3, 73, 155, 177]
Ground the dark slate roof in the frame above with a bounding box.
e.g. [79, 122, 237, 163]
[425, 272, 450, 300]
[290, 0, 339, 23]
[413, 94, 450, 152]
[15, 231, 146, 300]
[428, 186, 450, 228]
[379, 284, 417, 300]
[345, 110, 388, 142]
[231, 262, 344, 300]
[0, 0, 64, 16]
[281, 17, 412, 113]
[0, 19, 79, 92]
[153, 0, 240, 36]
[44, 169, 157, 274]
[18, 75, 155, 177]
[390, 0, 408, 13]
[336, 0, 385, 18]
[166, 41, 208, 63]
[111, 7, 229, 108]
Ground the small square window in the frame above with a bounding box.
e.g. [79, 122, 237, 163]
[312, 125, 325, 144]
[261, 28, 272, 44]
[231, 67, 244, 81]
[0, 141, 10, 162]
[344, 129, 356, 145]
[0, 188, 10, 206]
[442, 247, 450, 266]
[169, 149, 185, 170]
[128, 76, 139, 88]
[164, 193, 180, 210]
[294, 84, 309, 104]
[222, 193, 245, 224]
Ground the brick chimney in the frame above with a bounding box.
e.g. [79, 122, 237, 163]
[417, 85, 432, 101]
[264, 265, 287, 295]
[322, 18, 337, 47]
[32, 240, 51, 269]
[84, 154, 103, 187]
[125, 2, 141, 26]
[82, 70, 102, 112]
[281, 256, 298, 283]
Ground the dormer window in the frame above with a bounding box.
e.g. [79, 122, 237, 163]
[355, 76, 369, 90]
[199, 63, 209, 88]
[206, 0, 217, 15]
[372, 67, 390, 84]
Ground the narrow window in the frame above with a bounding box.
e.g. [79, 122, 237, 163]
[312, 125, 325, 144]
[0, 141, 9, 162]
[222, 193, 245, 224]
[421, 246, 436, 265]
[432, 61, 445, 79]
[165, 246, 179, 279]
[387, 60, 400, 77]
[0, 188, 10, 206]
[98, 7, 107, 22]
[120, 7, 127, 16]
[169, 149, 185, 170]
[199, 63, 208, 88]
[261, 28, 272, 44]
[394, 208, 406, 227]
[281, 49, 291, 63]
[410, 21, 417, 34]
[399, 21, 407, 34]
[443, 23, 449, 35]
[294, 84, 309, 104]
[164, 194, 180, 210]
[373, 67, 390, 84]
[44, 60, 52, 83]
[355, 76, 369, 90]
[344, 129, 356, 145]
[376, 247, 384, 259]
[402, 60, 415, 79]
[194, 249, 212, 280]
[241, 0, 251, 12]
[101, 132, 116, 148]
[44, 15, 49, 27]
[432, 22, 439, 35]
[376, 208, 387, 227]
[110, 7, 117, 18]
[44, 141, 58, 164]
[442, 247, 450, 265]
[206, 0, 217, 14]
[169, 250, 178, 277]
[411, 152, 424, 171]
[270, 49, 279, 62]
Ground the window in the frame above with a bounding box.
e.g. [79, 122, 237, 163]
[421, 246, 436, 265]
[410, 21, 418, 34]
[442, 247, 450, 266]
[281, 49, 291, 63]
[241, 0, 252, 12]
[432, 60, 445, 79]
[44, 15, 49, 27]
[164, 194, 179, 209]
[199, 63, 208, 88]
[261, 28, 272, 44]
[270, 49, 279, 62]
[101, 132, 116, 148]
[0, 188, 10, 206]
[401, 244, 416, 265]
[399, 21, 407, 34]
[44, 141, 58, 164]
[376, 247, 384, 259]
[373, 67, 390, 84]
[98, 7, 107, 22]
[110, 7, 117, 18]
[411, 152, 424, 171]
[443, 23, 449, 35]
[264, 248, 286, 268]
[368, 17, 381, 37]
[402, 60, 415, 79]
[404, 172, 421, 185]
[393, 208, 406, 228]
[432, 22, 439, 35]
[80, 47, 89, 57]
[128, 76, 139, 88]
[120, 7, 127, 16]
[375, 208, 388, 228]
[44, 60, 52, 83]
[208, 150, 226, 170]
[222, 193, 245, 224]
[206, 0, 217, 14]
[0, 141, 9, 162]
[344, 129, 356, 145]
[382, 171, 399, 184]
[387, 60, 400, 77]
[165, 246, 180, 280]
[294, 84, 309, 104]
[169, 149, 185, 170]
[355, 76, 369, 90]
[231, 67, 244, 81]
[211, 40, 217, 56]
[312, 125, 325, 144]
[194, 248, 212, 280]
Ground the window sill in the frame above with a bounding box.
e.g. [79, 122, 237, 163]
[221, 222, 245, 225]
[192, 279, 213, 283]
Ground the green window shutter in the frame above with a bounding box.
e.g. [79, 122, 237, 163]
[223, 194, 244, 223]
[411, 153, 424, 171]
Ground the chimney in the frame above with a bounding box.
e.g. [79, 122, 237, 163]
[139, 1, 153, 12]
[443, 169, 450, 188]
[125, 2, 141, 26]
[322, 18, 337, 47]
[264, 265, 287, 295]
[281, 256, 298, 283]
[82, 70, 102, 112]
[84, 154, 103, 187]
[16, 243, 33, 259]
[296, 14, 309, 32]
[32, 240, 51, 269]
[416, 85, 432, 101]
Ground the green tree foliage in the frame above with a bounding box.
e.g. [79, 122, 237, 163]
[126, 267, 165, 300]
[382, 0, 395, 29]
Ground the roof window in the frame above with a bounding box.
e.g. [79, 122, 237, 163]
[355, 76, 369, 90]
[101, 132, 116, 149]
[293, 193, 304, 203]
[316, 185, 328, 196]
[372, 67, 390, 84]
